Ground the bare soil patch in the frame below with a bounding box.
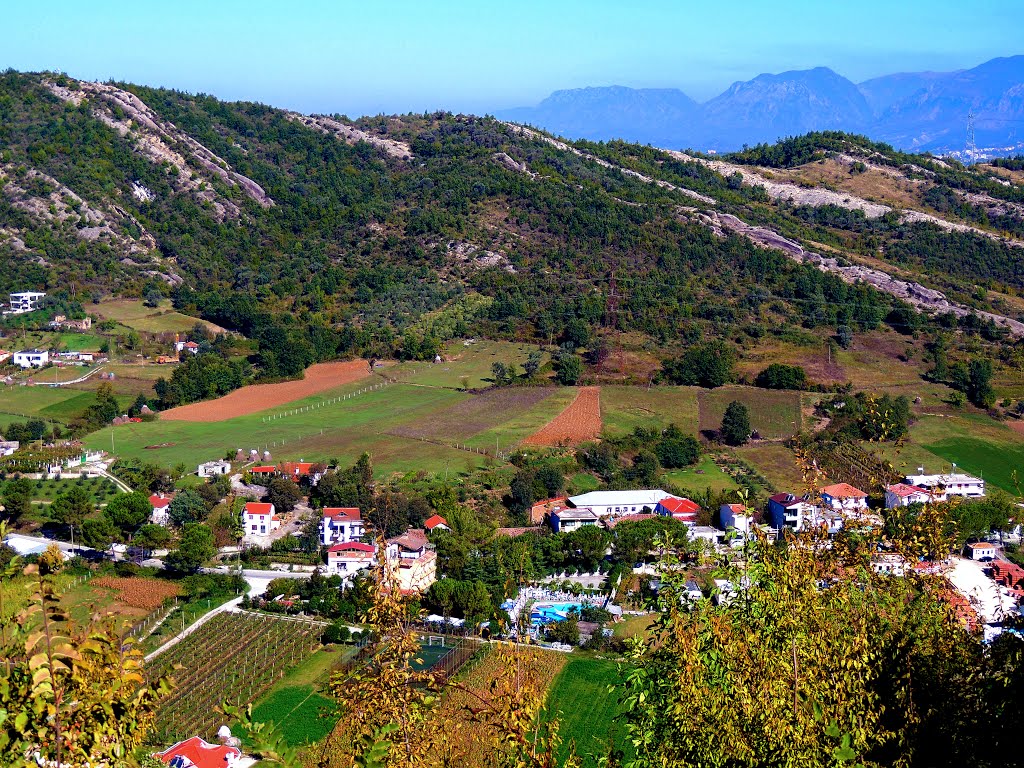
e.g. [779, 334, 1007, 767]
[389, 387, 554, 441]
[92, 577, 180, 610]
[523, 387, 602, 446]
[1006, 420, 1024, 437]
[160, 360, 372, 422]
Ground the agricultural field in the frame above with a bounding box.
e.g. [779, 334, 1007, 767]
[389, 340, 544, 389]
[248, 649, 348, 747]
[523, 387, 602, 447]
[600, 385, 700, 436]
[91, 298, 225, 335]
[663, 455, 741, 494]
[20, 476, 121, 503]
[734, 443, 807, 493]
[698, 386, 803, 440]
[544, 657, 628, 768]
[0, 385, 87, 422]
[388, 387, 555, 442]
[146, 612, 322, 743]
[464, 387, 578, 454]
[85, 381, 479, 476]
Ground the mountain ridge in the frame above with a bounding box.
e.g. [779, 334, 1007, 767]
[495, 55, 1024, 155]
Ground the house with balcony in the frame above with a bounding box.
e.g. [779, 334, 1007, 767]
[904, 470, 985, 500]
[244, 502, 281, 537]
[8, 291, 45, 314]
[884, 483, 938, 509]
[327, 541, 376, 582]
[13, 349, 49, 368]
[321, 507, 365, 546]
[766, 493, 818, 531]
[386, 528, 437, 593]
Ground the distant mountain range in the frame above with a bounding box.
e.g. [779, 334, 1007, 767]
[497, 56, 1024, 156]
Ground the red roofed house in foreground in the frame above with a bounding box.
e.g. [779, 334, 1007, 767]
[150, 493, 174, 525]
[244, 501, 280, 537]
[154, 735, 244, 768]
[655, 496, 700, 524]
[424, 514, 450, 532]
[884, 483, 933, 509]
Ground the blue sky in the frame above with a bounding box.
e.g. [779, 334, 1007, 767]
[6, 0, 1023, 115]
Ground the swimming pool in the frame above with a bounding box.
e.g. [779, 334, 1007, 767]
[530, 602, 583, 624]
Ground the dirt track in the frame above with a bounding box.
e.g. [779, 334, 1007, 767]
[160, 360, 372, 422]
[522, 387, 602, 446]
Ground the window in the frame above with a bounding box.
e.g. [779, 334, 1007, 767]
[260, 526, 266, 533]
[251, 525, 257, 532]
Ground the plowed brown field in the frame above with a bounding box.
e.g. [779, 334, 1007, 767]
[160, 360, 372, 422]
[522, 386, 601, 446]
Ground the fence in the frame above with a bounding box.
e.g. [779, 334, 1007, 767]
[260, 380, 396, 423]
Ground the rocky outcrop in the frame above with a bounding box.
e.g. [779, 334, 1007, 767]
[44, 79, 273, 218]
[492, 152, 536, 177]
[446, 240, 515, 273]
[694, 209, 1024, 337]
[501, 123, 717, 205]
[285, 113, 413, 160]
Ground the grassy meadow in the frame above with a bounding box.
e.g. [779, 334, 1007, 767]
[545, 658, 628, 768]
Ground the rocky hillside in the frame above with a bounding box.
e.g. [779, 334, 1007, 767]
[2, 70, 1024, 363]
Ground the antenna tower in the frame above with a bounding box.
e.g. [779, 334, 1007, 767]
[965, 110, 977, 165]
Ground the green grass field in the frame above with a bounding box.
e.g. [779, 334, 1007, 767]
[545, 658, 628, 768]
[600, 386, 700, 436]
[390, 340, 544, 389]
[734, 443, 807, 493]
[698, 386, 802, 439]
[248, 649, 349, 747]
[0, 385, 85, 419]
[84, 382, 486, 476]
[91, 299, 223, 334]
[465, 388, 578, 452]
[663, 455, 740, 494]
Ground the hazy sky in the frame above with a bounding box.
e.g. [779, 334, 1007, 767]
[6, 0, 1022, 115]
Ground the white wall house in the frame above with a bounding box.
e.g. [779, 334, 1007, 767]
[885, 483, 939, 509]
[149, 493, 173, 525]
[8, 291, 45, 314]
[321, 507, 365, 546]
[327, 541, 376, 581]
[904, 471, 985, 499]
[245, 502, 281, 536]
[550, 508, 599, 533]
[967, 542, 997, 560]
[567, 489, 672, 518]
[198, 459, 231, 477]
[13, 349, 49, 368]
[871, 553, 909, 577]
[719, 503, 751, 535]
[820, 483, 869, 512]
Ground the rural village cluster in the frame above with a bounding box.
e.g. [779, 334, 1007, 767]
[1, 289, 1022, 768]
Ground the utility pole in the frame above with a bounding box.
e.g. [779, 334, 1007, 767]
[966, 111, 978, 165]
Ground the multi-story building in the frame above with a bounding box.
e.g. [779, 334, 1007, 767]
[8, 292, 45, 314]
[321, 507, 365, 546]
[386, 528, 437, 593]
[903, 470, 985, 499]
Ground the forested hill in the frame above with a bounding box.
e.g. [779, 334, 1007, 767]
[2, 70, 1024, 367]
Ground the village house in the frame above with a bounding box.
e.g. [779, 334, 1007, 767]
[321, 507, 365, 546]
[871, 552, 909, 577]
[529, 496, 568, 524]
[7, 291, 45, 314]
[149, 493, 173, 525]
[244, 501, 281, 536]
[424, 514, 450, 532]
[766, 493, 818, 531]
[249, 464, 277, 482]
[719, 503, 752, 535]
[174, 339, 200, 355]
[49, 314, 92, 331]
[327, 541, 376, 582]
[689, 525, 723, 549]
[904, 469, 985, 499]
[885, 483, 938, 508]
[655, 496, 700, 524]
[153, 735, 245, 768]
[13, 349, 49, 368]
[568, 489, 674, 518]
[967, 541, 997, 561]
[0, 440, 19, 457]
[549, 507, 600, 533]
[386, 528, 437, 593]
[821, 483, 870, 512]
[198, 459, 231, 477]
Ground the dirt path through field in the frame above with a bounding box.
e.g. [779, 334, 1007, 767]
[522, 386, 602, 446]
[160, 360, 372, 422]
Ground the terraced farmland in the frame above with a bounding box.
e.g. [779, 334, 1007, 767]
[146, 612, 321, 743]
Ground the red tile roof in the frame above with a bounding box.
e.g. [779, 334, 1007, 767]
[657, 497, 700, 515]
[149, 494, 172, 509]
[154, 736, 241, 768]
[329, 542, 375, 554]
[245, 502, 274, 516]
[821, 483, 868, 499]
[424, 514, 448, 530]
[724, 503, 746, 513]
[251, 465, 276, 473]
[887, 483, 928, 497]
[323, 507, 361, 520]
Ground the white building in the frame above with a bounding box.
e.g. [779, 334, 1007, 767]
[967, 541, 997, 560]
[885, 483, 939, 509]
[821, 483, 870, 512]
[871, 553, 909, 577]
[321, 507, 365, 546]
[8, 291, 45, 314]
[198, 459, 231, 478]
[174, 340, 200, 355]
[245, 502, 281, 536]
[550, 507, 600, 533]
[13, 349, 49, 368]
[0, 441, 19, 457]
[567, 489, 672, 518]
[149, 493, 173, 525]
[327, 541, 376, 581]
[386, 529, 437, 593]
[719, 503, 752, 535]
[904, 470, 985, 499]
